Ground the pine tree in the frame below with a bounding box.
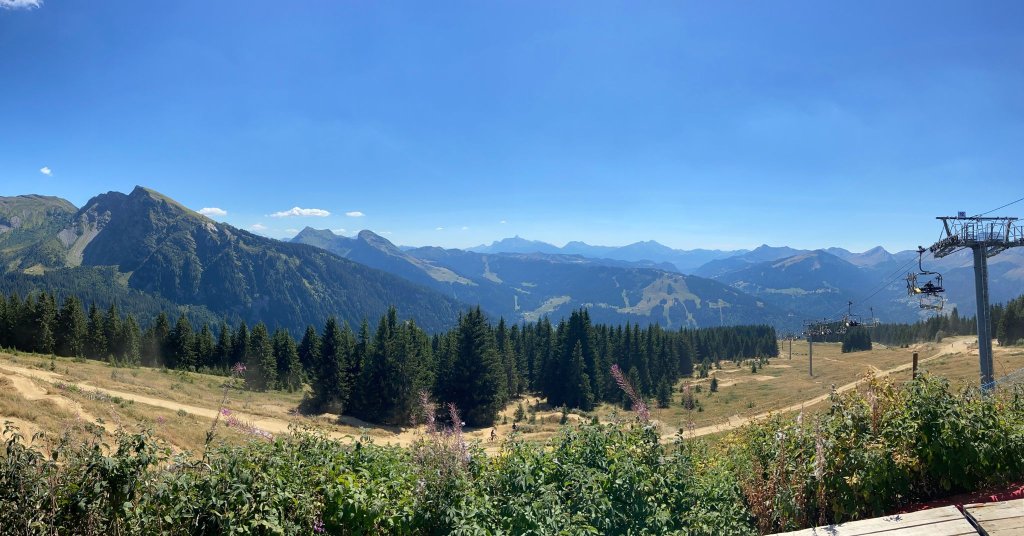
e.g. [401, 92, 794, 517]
[55, 295, 87, 357]
[297, 324, 320, 380]
[566, 341, 595, 411]
[272, 329, 302, 391]
[215, 321, 233, 370]
[439, 308, 505, 427]
[85, 303, 107, 360]
[656, 376, 672, 408]
[121, 314, 142, 365]
[169, 315, 196, 369]
[232, 322, 251, 369]
[103, 304, 123, 360]
[143, 312, 170, 367]
[312, 317, 352, 412]
[246, 322, 276, 390]
[195, 324, 216, 369]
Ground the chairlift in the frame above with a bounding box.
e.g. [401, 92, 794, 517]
[906, 246, 945, 310]
[843, 300, 861, 328]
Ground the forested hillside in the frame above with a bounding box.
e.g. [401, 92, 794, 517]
[0, 289, 776, 427]
[1, 187, 464, 333]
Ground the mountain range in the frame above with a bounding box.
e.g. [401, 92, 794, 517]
[3, 186, 1022, 334]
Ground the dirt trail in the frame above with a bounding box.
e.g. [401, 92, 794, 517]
[0, 363, 322, 439]
[681, 339, 970, 438]
[0, 367, 114, 433]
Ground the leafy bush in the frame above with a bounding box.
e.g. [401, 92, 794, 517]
[2, 375, 1021, 535]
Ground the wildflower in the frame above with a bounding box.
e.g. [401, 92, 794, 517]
[610, 364, 650, 422]
[313, 517, 325, 533]
[231, 362, 247, 375]
[220, 408, 232, 417]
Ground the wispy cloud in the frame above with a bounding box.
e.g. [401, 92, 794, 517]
[500, 220, 507, 224]
[198, 207, 227, 217]
[1, 0, 43, 10]
[285, 228, 299, 234]
[331, 228, 347, 235]
[461, 226, 469, 231]
[39, 166, 52, 176]
[270, 207, 330, 218]
[345, 211, 364, 218]
[435, 226, 444, 231]
[250, 223, 268, 232]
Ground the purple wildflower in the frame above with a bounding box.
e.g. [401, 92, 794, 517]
[313, 517, 325, 533]
[220, 408, 232, 417]
[231, 362, 247, 376]
[610, 364, 650, 422]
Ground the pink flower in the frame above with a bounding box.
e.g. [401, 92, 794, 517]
[610, 364, 650, 422]
[220, 408, 232, 417]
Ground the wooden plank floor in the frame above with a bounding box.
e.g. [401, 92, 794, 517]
[964, 499, 1024, 536]
[771, 506, 979, 535]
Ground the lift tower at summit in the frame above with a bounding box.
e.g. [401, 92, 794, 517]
[928, 212, 1024, 391]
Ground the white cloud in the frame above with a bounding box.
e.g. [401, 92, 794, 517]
[1, 0, 43, 9]
[270, 207, 330, 218]
[198, 207, 227, 217]
[435, 226, 444, 231]
[331, 228, 347, 235]
[39, 166, 52, 176]
[500, 220, 507, 224]
[345, 211, 364, 218]
[250, 223, 268, 232]
[285, 228, 299, 234]
[461, 226, 469, 231]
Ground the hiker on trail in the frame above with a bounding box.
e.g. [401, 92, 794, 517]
[490, 427, 497, 441]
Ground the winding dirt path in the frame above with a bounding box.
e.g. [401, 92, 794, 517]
[681, 339, 970, 438]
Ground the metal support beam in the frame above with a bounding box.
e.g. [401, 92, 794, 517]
[929, 213, 1023, 392]
[973, 246, 994, 389]
[808, 338, 813, 376]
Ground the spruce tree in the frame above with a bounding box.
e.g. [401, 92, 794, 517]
[246, 322, 276, 390]
[85, 303, 107, 360]
[121, 315, 142, 365]
[55, 295, 87, 357]
[440, 308, 505, 427]
[196, 324, 216, 369]
[272, 329, 302, 391]
[313, 317, 353, 412]
[656, 376, 672, 409]
[297, 324, 321, 379]
[169, 315, 196, 369]
[215, 321, 233, 370]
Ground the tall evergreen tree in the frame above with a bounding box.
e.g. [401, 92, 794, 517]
[246, 322, 276, 390]
[312, 317, 352, 412]
[273, 328, 302, 391]
[297, 324, 321, 379]
[85, 303, 107, 360]
[439, 308, 505, 427]
[55, 295, 87, 357]
[169, 314, 196, 369]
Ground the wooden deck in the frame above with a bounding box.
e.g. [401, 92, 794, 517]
[963, 498, 1024, 536]
[770, 505, 980, 536]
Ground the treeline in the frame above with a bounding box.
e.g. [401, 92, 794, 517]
[0, 290, 777, 427]
[873, 296, 1024, 347]
[996, 294, 1024, 346]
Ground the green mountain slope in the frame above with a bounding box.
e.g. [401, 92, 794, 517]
[293, 228, 778, 328]
[0, 195, 78, 273]
[12, 187, 463, 333]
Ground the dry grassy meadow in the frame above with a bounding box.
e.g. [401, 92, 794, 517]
[2, 335, 1022, 455]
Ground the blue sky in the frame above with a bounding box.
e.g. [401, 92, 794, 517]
[1, 1, 1022, 252]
